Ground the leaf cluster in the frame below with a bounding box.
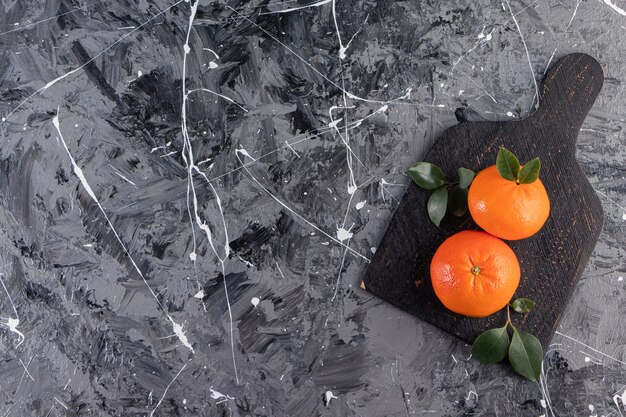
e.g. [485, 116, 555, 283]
[496, 147, 541, 184]
[471, 298, 542, 381]
[408, 164, 475, 227]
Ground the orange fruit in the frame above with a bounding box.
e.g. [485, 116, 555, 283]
[468, 165, 550, 240]
[430, 230, 520, 317]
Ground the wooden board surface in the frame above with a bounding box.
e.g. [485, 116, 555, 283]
[361, 53, 605, 347]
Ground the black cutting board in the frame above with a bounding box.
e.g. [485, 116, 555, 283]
[361, 53, 604, 347]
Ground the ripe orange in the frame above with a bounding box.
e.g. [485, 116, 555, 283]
[468, 165, 550, 240]
[430, 231, 520, 318]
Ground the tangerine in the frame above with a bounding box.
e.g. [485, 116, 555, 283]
[430, 230, 520, 318]
[468, 165, 550, 240]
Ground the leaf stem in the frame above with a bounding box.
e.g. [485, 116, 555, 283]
[446, 180, 458, 189]
[505, 305, 516, 331]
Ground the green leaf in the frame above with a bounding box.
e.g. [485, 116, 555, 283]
[458, 167, 475, 189]
[427, 186, 448, 227]
[496, 147, 521, 182]
[508, 330, 543, 381]
[472, 326, 510, 364]
[510, 297, 536, 314]
[408, 162, 447, 190]
[448, 185, 468, 217]
[517, 158, 541, 184]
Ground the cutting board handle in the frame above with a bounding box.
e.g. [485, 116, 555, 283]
[529, 53, 604, 142]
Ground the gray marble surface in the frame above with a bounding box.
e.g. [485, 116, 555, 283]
[0, 0, 624, 416]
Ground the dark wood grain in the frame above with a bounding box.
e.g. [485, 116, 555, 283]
[361, 53, 605, 347]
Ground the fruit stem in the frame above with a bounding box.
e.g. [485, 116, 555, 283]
[471, 266, 480, 276]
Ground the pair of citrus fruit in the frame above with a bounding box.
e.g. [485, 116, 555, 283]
[430, 161, 550, 318]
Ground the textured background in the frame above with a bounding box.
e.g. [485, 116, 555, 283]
[0, 0, 624, 416]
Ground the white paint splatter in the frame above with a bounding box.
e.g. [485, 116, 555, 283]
[189, 252, 197, 261]
[370, 247, 376, 254]
[109, 164, 137, 187]
[618, 276, 624, 282]
[355, 200, 366, 210]
[237, 148, 255, 160]
[465, 391, 478, 401]
[504, 0, 539, 109]
[2, 0, 185, 122]
[331, 0, 348, 59]
[378, 178, 406, 203]
[276, 261, 285, 278]
[544, 47, 558, 75]
[194, 290, 205, 299]
[324, 390, 338, 406]
[285, 140, 300, 157]
[477, 26, 493, 41]
[187, 88, 247, 112]
[259, 0, 331, 15]
[179, 0, 238, 382]
[1, 317, 25, 348]
[226, 6, 429, 109]
[169, 318, 194, 352]
[583, 353, 602, 365]
[336, 227, 353, 242]
[53, 110, 194, 353]
[210, 387, 235, 404]
[588, 403, 597, 417]
[565, 0, 583, 33]
[0, 7, 84, 37]
[595, 191, 626, 221]
[208, 61, 218, 69]
[331, 235, 352, 301]
[137, 70, 143, 77]
[613, 387, 626, 412]
[54, 398, 69, 410]
[19, 358, 34, 381]
[328, 117, 343, 129]
[603, 0, 626, 15]
[251, 297, 260, 307]
[1, 269, 25, 349]
[235, 149, 368, 261]
[556, 331, 626, 365]
[202, 48, 219, 58]
[507, 111, 514, 117]
[150, 362, 189, 417]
